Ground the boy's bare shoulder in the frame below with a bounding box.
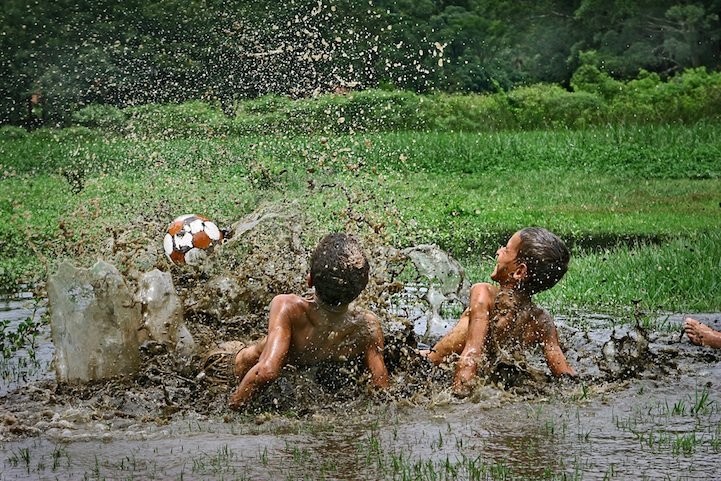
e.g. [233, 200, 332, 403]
[355, 308, 383, 337]
[470, 281, 497, 292]
[528, 305, 556, 329]
[531, 305, 552, 319]
[356, 308, 381, 325]
[270, 293, 311, 313]
[470, 282, 499, 299]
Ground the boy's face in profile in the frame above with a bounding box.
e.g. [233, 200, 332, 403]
[490, 231, 523, 286]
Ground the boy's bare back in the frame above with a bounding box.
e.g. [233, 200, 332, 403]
[219, 233, 388, 410]
[270, 293, 381, 366]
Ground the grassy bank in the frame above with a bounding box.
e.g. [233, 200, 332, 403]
[1, 123, 720, 315]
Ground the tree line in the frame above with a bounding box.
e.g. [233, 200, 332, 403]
[2, 0, 719, 126]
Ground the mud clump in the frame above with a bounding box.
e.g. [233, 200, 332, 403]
[401, 244, 470, 339]
[600, 326, 651, 379]
[180, 202, 309, 327]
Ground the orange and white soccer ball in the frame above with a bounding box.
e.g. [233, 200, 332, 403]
[163, 214, 223, 265]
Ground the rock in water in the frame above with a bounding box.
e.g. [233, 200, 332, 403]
[48, 260, 142, 382]
[136, 269, 195, 356]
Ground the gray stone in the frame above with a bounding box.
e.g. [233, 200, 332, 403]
[48, 260, 142, 382]
[136, 269, 195, 356]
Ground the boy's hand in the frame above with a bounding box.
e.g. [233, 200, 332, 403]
[416, 342, 432, 358]
[553, 364, 577, 378]
[452, 355, 479, 397]
[452, 380, 473, 398]
[228, 389, 246, 410]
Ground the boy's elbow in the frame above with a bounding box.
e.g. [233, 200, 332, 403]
[255, 362, 282, 384]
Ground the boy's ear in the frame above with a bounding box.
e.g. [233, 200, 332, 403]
[512, 263, 528, 281]
[307, 273, 313, 287]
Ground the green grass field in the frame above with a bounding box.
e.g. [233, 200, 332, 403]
[1, 123, 719, 316]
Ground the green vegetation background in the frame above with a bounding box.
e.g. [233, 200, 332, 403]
[1, 71, 720, 319]
[2, 0, 721, 126]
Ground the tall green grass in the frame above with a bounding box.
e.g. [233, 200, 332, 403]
[2, 124, 719, 179]
[1, 123, 719, 313]
[466, 232, 721, 316]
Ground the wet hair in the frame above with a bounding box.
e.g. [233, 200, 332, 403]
[516, 227, 570, 294]
[310, 233, 370, 306]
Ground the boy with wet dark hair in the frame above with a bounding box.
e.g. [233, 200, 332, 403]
[423, 227, 576, 396]
[310, 232, 370, 306]
[203, 232, 388, 410]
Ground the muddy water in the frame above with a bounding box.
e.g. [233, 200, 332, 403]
[1, 295, 720, 480]
[0, 293, 53, 397]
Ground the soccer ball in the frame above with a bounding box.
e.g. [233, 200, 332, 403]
[163, 214, 223, 266]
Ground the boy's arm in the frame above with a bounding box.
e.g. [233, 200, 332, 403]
[426, 310, 469, 364]
[535, 310, 576, 377]
[428, 283, 496, 364]
[228, 296, 293, 410]
[453, 283, 495, 394]
[364, 314, 389, 388]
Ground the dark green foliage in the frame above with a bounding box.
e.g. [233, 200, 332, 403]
[46, 70, 721, 136]
[2, 1, 720, 125]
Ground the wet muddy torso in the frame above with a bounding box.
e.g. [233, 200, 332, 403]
[286, 294, 374, 366]
[486, 289, 546, 362]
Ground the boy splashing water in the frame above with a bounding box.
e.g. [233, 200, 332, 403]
[203, 233, 389, 410]
[424, 227, 576, 396]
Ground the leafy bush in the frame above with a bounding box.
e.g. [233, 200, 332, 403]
[241, 95, 293, 115]
[0, 126, 28, 139]
[570, 51, 626, 101]
[420, 93, 515, 132]
[502, 84, 608, 129]
[506, 84, 569, 129]
[29, 126, 99, 142]
[233, 90, 425, 135]
[20, 67, 721, 139]
[72, 104, 127, 132]
[543, 91, 607, 128]
[231, 111, 288, 135]
[609, 68, 721, 124]
[287, 90, 425, 133]
[125, 101, 230, 138]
